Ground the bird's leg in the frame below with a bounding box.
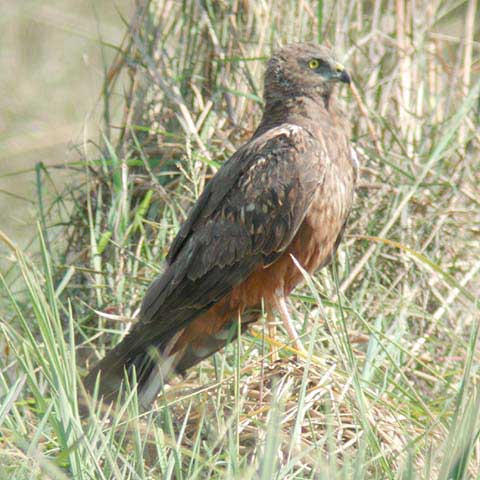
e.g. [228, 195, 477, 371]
[267, 310, 279, 362]
[276, 294, 307, 355]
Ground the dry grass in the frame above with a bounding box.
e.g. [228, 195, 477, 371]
[1, 0, 479, 478]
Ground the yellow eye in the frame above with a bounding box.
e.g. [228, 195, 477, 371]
[308, 59, 320, 69]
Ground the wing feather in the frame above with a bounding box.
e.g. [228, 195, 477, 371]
[123, 124, 328, 357]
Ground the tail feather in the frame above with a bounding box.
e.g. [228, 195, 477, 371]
[83, 331, 179, 406]
[83, 306, 261, 407]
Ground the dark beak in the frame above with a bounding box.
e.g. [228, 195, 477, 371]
[338, 69, 351, 84]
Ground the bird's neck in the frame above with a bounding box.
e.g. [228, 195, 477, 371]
[255, 93, 336, 138]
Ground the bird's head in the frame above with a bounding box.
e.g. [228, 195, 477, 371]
[264, 43, 350, 106]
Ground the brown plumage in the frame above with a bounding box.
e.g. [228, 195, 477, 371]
[84, 43, 357, 406]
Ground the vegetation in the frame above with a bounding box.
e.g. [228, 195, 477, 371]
[1, 0, 479, 478]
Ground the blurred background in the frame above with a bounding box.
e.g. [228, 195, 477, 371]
[0, 1, 131, 249]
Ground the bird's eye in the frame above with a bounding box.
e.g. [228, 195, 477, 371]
[308, 59, 320, 69]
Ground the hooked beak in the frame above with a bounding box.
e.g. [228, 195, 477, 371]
[335, 62, 351, 84]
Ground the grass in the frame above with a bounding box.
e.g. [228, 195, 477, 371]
[1, 0, 480, 478]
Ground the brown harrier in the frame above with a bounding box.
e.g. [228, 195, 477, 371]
[85, 43, 356, 406]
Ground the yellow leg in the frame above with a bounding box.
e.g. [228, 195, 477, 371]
[267, 310, 279, 362]
[276, 295, 307, 355]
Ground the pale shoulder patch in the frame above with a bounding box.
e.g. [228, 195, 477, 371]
[252, 123, 308, 148]
[272, 123, 305, 137]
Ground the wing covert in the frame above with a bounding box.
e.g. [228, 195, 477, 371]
[140, 124, 327, 332]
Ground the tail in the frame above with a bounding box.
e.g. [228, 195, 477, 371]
[83, 305, 260, 407]
[83, 329, 175, 407]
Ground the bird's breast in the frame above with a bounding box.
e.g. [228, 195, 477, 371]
[277, 156, 355, 293]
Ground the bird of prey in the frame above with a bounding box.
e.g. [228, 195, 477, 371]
[84, 43, 357, 407]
